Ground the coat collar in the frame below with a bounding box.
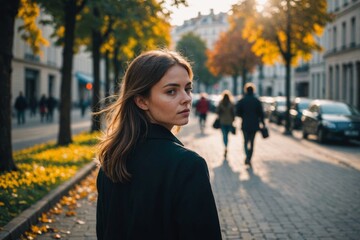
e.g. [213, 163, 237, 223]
[147, 124, 184, 146]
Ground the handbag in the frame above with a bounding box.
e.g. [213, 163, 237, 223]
[212, 118, 220, 129]
[260, 126, 269, 138]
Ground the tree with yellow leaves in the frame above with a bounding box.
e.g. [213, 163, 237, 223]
[207, 19, 261, 96]
[75, 0, 174, 131]
[231, 0, 332, 134]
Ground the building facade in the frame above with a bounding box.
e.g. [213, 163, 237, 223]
[171, 9, 287, 97]
[11, 12, 103, 111]
[323, 0, 360, 108]
[295, 0, 360, 109]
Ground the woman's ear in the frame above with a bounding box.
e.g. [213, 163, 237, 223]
[134, 95, 149, 111]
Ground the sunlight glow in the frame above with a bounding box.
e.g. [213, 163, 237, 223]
[256, 0, 268, 12]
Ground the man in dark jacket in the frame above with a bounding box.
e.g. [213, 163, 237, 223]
[14, 91, 28, 125]
[46, 94, 57, 122]
[236, 83, 265, 166]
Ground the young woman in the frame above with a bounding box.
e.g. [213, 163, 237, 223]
[96, 50, 222, 240]
[216, 90, 235, 158]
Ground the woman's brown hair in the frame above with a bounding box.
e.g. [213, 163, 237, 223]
[96, 50, 193, 183]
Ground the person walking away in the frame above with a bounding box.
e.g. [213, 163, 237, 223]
[46, 94, 57, 122]
[195, 93, 210, 133]
[95, 50, 222, 240]
[236, 83, 265, 167]
[14, 91, 28, 125]
[217, 90, 235, 158]
[39, 94, 47, 123]
[29, 97, 38, 117]
[79, 97, 87, 117]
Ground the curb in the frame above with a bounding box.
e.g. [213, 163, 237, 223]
[0, 161, 97, 240]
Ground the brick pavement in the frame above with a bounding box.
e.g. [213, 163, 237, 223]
[14, 114, 360, 239]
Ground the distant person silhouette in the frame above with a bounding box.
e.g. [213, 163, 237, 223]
[236, 83, 265, 167]
[46, 94, 57, 122]
[39, 94, 47, 123]
[195, 93, 210, 133]
[29, 97, 38, 117]
[14, 91, 28, 125]
[216, 90, 235, 158]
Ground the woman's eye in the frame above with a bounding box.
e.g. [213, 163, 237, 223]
[167, 89, 176, 95]
[185, 87, 193, 94]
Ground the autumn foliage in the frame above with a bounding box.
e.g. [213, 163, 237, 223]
[207, 22, 260, 95]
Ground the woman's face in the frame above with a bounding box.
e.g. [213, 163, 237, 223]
[140, 65, 192, 130]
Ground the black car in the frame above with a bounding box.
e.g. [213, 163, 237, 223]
[289, 97, 313, 129]
[302, 100, 360, 143]
[269, 96, 286, 125]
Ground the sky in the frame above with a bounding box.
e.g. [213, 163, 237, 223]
[165, 0, 240, 26]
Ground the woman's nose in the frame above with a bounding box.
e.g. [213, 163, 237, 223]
[182, 91, 192, 104]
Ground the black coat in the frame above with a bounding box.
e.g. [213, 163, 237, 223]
[96, 124, 222, 240]
[236, 93, 265, 132]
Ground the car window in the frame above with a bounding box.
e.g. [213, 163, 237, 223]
[320, 103, 358, 115]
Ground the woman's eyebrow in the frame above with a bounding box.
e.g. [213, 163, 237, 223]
[163, 81, 192, 88]
[162, 83, 180, 88]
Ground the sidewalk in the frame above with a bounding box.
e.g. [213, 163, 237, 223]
[3, 113, 360, 239]
[11, 108, 91, 151]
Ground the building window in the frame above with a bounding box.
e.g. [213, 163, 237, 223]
[329, 66, 333, 98]
[48, 75, 55, 97]
[327, 28, 331, 50]
[342, 22, 346, 49]
[351, 17, 356, 47]
[343, 0, 348, 6]
[25, 69, 39, 102]
[335, 65, 340, 100]
[335, 0, 340, 10]
[333, 26, 337, 52]
[47, 44, 57, 67]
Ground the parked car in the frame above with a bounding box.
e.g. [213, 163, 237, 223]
[289, 97, 313, 129]
[302, 100, 360, 143]
[259, 96, 274, 119]
[269, 96, 286, 125]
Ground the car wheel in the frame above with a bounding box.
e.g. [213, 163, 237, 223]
[302, 129, 308, 139]
[317, 128, 326, 143]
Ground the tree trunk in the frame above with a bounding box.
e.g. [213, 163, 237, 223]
[284, 0, 292, 135]
[91, 7, 101, 132]
[113, 47, 120, 94]
[104, 51, 110, 105]
[258, 64, 264, 96]
[232, 74, 238, 96]
[0, 0, 20, 172]
[57, 0, 77, 145]
[241, 68, 248, 95]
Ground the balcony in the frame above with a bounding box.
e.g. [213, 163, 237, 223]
[295, 64, 309, 73]
[24, 53, 40, 62]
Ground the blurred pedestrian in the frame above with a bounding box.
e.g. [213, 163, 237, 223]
[46, 94, 57, 122]
[96, 50, 221, 240]
[195, 92, 210, 133]
[236, 83, 265, 167]
[216, 90, 235, 158]
[14, 91, 27, 125]
[79, 97, 87, 117]
[29, 97, 37, 117]
[39, 94, 47, 123]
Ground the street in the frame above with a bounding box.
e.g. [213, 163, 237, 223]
[11, 109, 91, 151]
[15, 113, 360, 239]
